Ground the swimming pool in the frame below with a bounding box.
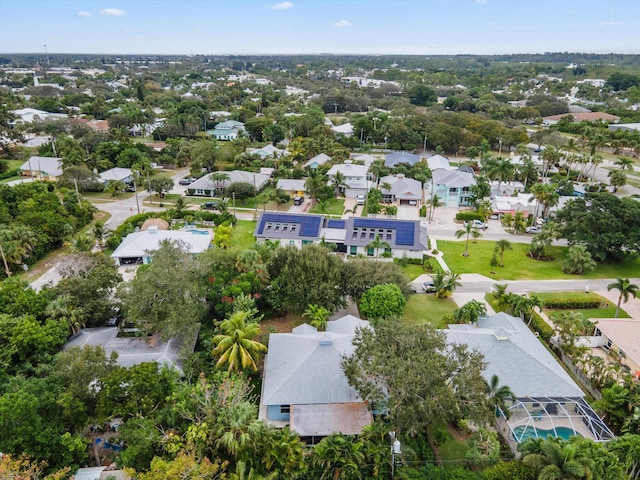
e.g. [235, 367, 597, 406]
[185, 229, 210, 235]
[512, 426, 581, 442]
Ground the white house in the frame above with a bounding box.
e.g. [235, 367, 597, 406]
[326, 160, 372, 198]
[19, 156, 63, 180]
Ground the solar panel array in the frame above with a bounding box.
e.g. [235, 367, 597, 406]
[327, 219, 346, 229]
[257, 213, 322, 237]
[353, 218, 415, 246]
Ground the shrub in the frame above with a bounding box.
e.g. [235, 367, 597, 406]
[420, 205, 427, 217]
[528, 312, 554, 341]
[0, 168, 20, 180]
[455, 211, 484, 221]
[544, 298, 604, 309]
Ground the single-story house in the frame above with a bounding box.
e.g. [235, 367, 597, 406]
[276, 179, 306, 197]
[379, 174, 423, 205]
[21, 135, 52, 148]
[111, 227, 213, 265]
[65, 326, 190, 374]
[254, 212, 428, 258]
[593, 318, 640, 377]
[431, 168, 476, 208]
[385, 151, 420, 168]
[259, 315, 373, 443]
[187, 170, 270, 197]
[248, 144, 288, 158]
[608, 122, 640, 133]
[19, 156, 63, 180]
[11, 107, 67, 124]
[426, 154, 452, 171]
[444, 313, 614, 452]
[543, 112, 620, 125]
[350, 153, 377, 167]
[490, 181, 525, 197]
[98, 167, 132, 185]
[331, 122, 354, 137]
[304, 153, 331, 169]
[492, 193, 537, 217]
[206, 120, 246, 140]
[326, 160, 373, 198]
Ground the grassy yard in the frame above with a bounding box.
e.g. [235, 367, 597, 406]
[230, 219, 257, 250]
[83, 191, 136, 201]
[438, 239, 640, 280]
[308, 197, 345, 216]
[402, 294, 457, 328]
[535, 292, 630, 319]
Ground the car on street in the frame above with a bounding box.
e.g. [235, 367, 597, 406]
[422, 280, 437, 293]
[201, 201, 222, 210]
[464, 219, 487, 230]
[525, 226, 541, 234]
[179, 177, 197, 185]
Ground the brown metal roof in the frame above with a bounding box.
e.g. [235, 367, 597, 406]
[290, 402, 372, 436]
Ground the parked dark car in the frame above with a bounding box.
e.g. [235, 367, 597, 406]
[201, 202, 221, 210]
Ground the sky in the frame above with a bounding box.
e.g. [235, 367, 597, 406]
[1, 0, 639, 56]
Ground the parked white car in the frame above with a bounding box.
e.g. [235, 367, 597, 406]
[464, 219, 487, 230]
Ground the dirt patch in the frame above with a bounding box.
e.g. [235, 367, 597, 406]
[447, 422, 472, 443]
[260, 312, 305, 334]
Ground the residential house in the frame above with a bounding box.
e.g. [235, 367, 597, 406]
[384, 151, 420, 168]
[254, 212, 428, 258]
[543, 112, 620, 125]
[98, 167, 133, 185]
[277, 178, 306, 197]
[592, 318, 640, 378]
[426, 154, 452, 171]
[259, 315, 373, 443]
[11, 107, 67, 125]
[490, 180, 525, 197]
[431, 168, 475, 208]
[187, 170, 270, 197]
[326, 160, 372, 198]
[379, 174, 423, 205]
[19, 156, 63, 180]
[332, 122, 354, 137]
[444, 313, 615, 452]
[304, 153, 331, 169]
[207, 120, 246, 140]
[492, 193, 537, 217]
[110, 227, 212, 265]
[350, 153, 377, 167]
[248, 143, 288, 158]
[343, 217, 428, 259]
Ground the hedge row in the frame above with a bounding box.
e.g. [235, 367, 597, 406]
[0, 168, 20, 180]
[455, 211, 484, 221]
[529, 311, 555, 341]
[544, 298, 605, 309]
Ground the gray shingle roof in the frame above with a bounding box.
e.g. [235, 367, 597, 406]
[445, 313, 584, 398]
[385, 151, 420, 168]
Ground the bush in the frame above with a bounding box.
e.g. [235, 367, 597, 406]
[455, 211, 484, 221]
[0, 168, 20, 180]
[544, 298, 604, 309]
[483, 462, 536, 480]
[420, 205, 427, 217]
[529, 312, 555, 341]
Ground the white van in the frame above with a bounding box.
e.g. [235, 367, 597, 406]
[356, 194, 365, 205]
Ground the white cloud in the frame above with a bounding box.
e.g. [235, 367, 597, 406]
[99, 8, 126, 16]
[333, 20, 352, 27]
[77, 10, 92, 17]
[270, 1, 294, 10]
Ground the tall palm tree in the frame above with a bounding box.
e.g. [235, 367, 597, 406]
[304, 170, 325, 204]
[485, 374, 514, 419]
[209, 172, 230, 196]
[488, 157, 515, 192]
[312, 433, 365, 480]
[329, 171, 348, 197]
[607, 277, 639, 318]
[614, 156, 635, 171]
[92, 221, 111, 249]
[540, 145, 562, 180]
[365, 234, 391, 258]
[428, 194, 445, 223]
[519, 437, 596, 480]
[212, 310, 267, 372]
[494, 239, 512, 267]
[45, 294, 85, 335]
[455, 222, 482, 257]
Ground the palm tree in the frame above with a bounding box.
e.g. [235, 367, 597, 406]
[312, 433, 365, 480]
[485, 374, 514, 419]
[45, 294, 85, 335]
[329, 171, 348, 197]
[92, 221, 111, 249]
[366, 234, 391, 258]
[494, 239, 512, 267]
[519, 437, 595, 480]
[303, 304, 330, 331]
[212, 310, 267, 372]
[540, 145, 562, 180]
[304, 170, 325, 204]
[432, 271, 462, 299]
[607, 277, 639, 318]
[209, 172, 230, 196]
[455, 222, 482, 257]
[488, 157, 515, 192]
[71, 235, 93, 252]
[453, 300, 487, 324]
[614, 156, 635, 171]
[428, 194, 445, 223]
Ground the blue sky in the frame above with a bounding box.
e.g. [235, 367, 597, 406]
[1, 0, 638, 55]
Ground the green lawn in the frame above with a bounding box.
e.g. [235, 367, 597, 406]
[83, 191, 135, 201]
[402, 294, 457, 328]
[230, 219, 257, 251]
[398, 263, 426, 280]
[438, 240, 640, 280]
[309, 197, 345, 216]
[535, 292, 630, 319]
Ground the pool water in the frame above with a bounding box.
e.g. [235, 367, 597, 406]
[512, 426, 581, 442]
[186, 229, 209, 235]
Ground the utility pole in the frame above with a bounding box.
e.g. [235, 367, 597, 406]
[0, 242, 11, 277]
[44, 44, 50, 65]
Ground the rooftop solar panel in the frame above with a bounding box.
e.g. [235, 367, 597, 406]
[257, 213, 323, 236]
[300, 216, 322, 236]
[327, 220, 346, 229]
[353, 218, 415, 246]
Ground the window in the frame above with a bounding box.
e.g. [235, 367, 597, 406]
[352, 231, 358, 239]
[367, 248, 374, 256]
[449, 187, 457, 194]
[289, 240, 295, 246]
[350, 245, 357, 255]
[386, 234, 392, 241]
[196, 189, 204, 195]
[280, 405, 291, 414]
[291, 225, 297, 232]
[274, 225, 280, 232]
[265, 224, 272, 232]
[282, 225, 288, 232]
